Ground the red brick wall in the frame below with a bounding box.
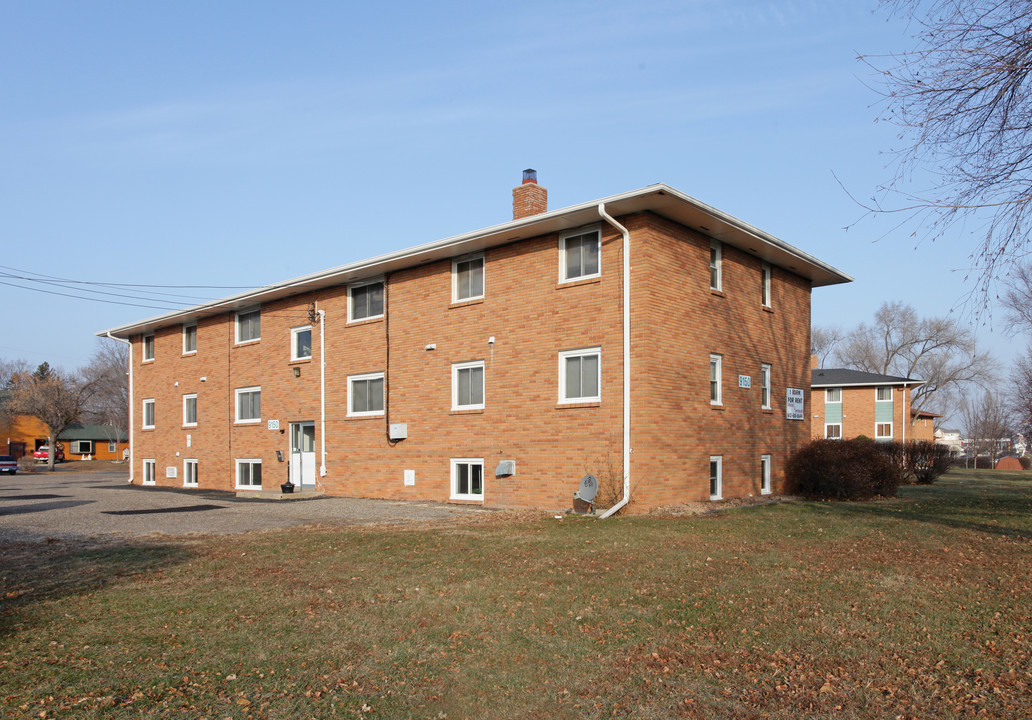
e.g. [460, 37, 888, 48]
[131, 212, 813, 511]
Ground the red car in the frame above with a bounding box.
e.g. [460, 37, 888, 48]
[33, 444, 65, 463]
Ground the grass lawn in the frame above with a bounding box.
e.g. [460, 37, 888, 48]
[1, 469, 1030, 719]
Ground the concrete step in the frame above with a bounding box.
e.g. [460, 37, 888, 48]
[235, 488, 325, 501]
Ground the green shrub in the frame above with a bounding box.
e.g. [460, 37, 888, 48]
[786, 437, 903, 500]
[907, 441, 954, 484]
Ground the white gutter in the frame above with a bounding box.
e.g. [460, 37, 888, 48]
[105, 332, 133, 483]
[598, 203, 631, 519]
[317, 309, 327, 477]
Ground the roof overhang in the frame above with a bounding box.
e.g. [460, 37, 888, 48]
[99, 183, 852, 339]
[812, 379, 926, 388]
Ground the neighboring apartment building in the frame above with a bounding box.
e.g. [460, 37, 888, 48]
[811, 364, 924, 442]
[100, 174, 851, 512]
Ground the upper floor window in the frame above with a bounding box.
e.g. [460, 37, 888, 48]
[183, 393, 197, 427]
[142, 398, 155, 429]
[710, 354, 722, 405]
[235, 308, 260, 344]
[559, 347, 601, 403]
[452, 361, 485, 410]
[291, 325, 312, 361]
[710, 241, 722, 291]
[453, 255, 484, 302]
[183, 324, 197, 354]
[761, 263, 771, 307]
[876, 386, 893, 402]
[826, 388, 842, 404]
[142, 334, 155, 362]
[560, 228, 600, 282]
[348, 372, 385, 416]
[760, 363, 772, 409]
[235, 386, 261, 423]
[350, 281, 384, 322]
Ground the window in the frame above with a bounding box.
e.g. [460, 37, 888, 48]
[236, 459, 262, 488]
[184, 459, 198, 487]
[183, 393, 197, 427]
[235, 386, 261, 423]
[291, 325, 312, 361]
[348, 373, 384, 416]
[108, 441, 116, 453]
[709, 456, 722, 500]
[142, 459, 156, 486]
[826, 388, 842, 404]
[142, 334, 155, 362]
[71, 440, 93, 455]
[560, 228, 600, 282]
[761, 263, 771, 307]
[825, 423, 842, 439]
[452, 361, 485, 410]
[350, 281, 384, 321]
[760, 454, 772, 495]
[559, 347, 601, 403]
[760, 363, 772, 409]
[235, 308, 261, 344]
[876, 387, 893, 402]
[876, 422, 893, 440]
[142, 399, 155, 429]
[453, 255, 484, 302]
[710, 241, 722, 291]
[710, 354, 722, 405]
[451, 458, 484, 501]
[183, 324, 197, 354]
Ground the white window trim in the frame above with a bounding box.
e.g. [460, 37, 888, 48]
[760, 363, 772, 410]
[826, 388, 842, 404]
[825, 423, 842, 440]
[235, 386, 261, 424]
[108, 441, 117, 453]
[142, 334, 155, 362]
[71, 440, 93, 455]
[235, 458, 262, 489]
[142, 459, 156, 486]
[182, 323, 197, 355]
[452, 360, 485, 410]
[558, 347, 602, 404]
[761, 263, 772, 307]
[348, 372, 385, 417]
[183, 458, 198, 487]
[183, 393, 198, 427]
[875, 387, 893, 402]
[450, 457, 485, 501]
[559, 226, 601, 283]
[760, 454, 772, 495]
[452, 254, 485, 303]
[709, 455, 723, 501]
[876, 422, 894, 440]
[142, 398, 155, 429]
[291, 325, 313, 361]
[235, 307, 261, 345]
[348, 279, 385, 323]
[710, 241, 722, 291]
[710, 354, 723, 406]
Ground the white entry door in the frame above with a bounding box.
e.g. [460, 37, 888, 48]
[289, 422, 316, 489]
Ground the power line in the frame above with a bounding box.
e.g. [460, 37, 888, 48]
[0, 280, 182, 311]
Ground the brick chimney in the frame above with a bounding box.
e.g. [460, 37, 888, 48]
[512, 169, 547, 220]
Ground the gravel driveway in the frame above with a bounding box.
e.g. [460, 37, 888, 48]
[0, 467, 496, 543]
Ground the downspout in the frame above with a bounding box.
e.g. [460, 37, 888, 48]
[105, 332, 133, 483]
[597, 203, 631, 519]
[317, 309, 327, 477]
[901, 384, 907, 445]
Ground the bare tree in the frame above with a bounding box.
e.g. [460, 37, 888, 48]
[961, 390, 1014, 466]
[811, 325, 844, 368]
[1010, 352, 1032, 440]
[860, 0, 1032, 295]
[82, 340, 129, 447]
[833, 301, 997, 424]
[8, 363, 99, 471]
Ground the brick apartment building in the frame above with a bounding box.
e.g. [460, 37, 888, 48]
[100, 173, 851, 513]
[810, 363, 924, 443]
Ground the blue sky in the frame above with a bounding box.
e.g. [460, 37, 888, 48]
[0, 1, 1009, 374]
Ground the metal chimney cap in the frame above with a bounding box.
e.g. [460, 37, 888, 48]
[522, 168, 537, 184]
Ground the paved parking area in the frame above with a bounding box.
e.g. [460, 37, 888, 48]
[0, 467, 496, 543]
